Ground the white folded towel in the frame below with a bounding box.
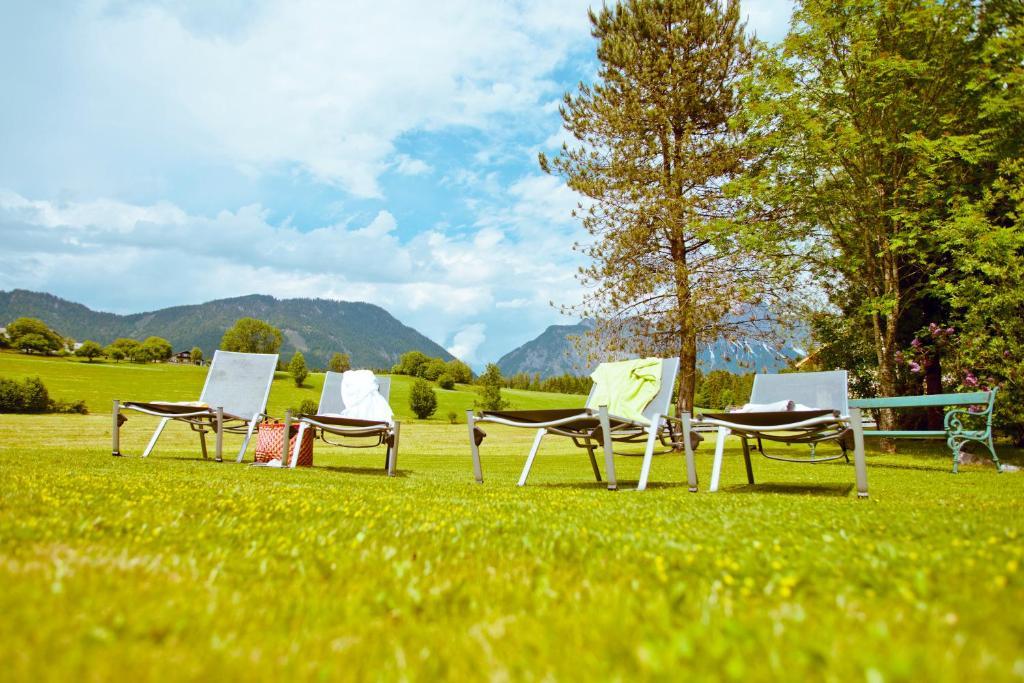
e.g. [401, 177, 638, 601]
[735, 400, 794, 413]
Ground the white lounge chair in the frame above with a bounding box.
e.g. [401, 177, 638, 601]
[112, 350, 279, 463]
[466, 358, 698, 491]
[283, 370, 400, 475]
[684, 370, 868, 497]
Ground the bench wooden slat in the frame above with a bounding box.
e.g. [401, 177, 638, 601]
[863, 430, 948, 438]
[849, 392, 990, 409]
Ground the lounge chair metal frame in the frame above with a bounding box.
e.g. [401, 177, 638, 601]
[283, 372, 400, 475]
[466, 358, 698, 491]
[685, 370, 869, 498]
[112, 350, 279, 463]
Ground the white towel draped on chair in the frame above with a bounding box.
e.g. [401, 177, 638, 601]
[337, 369, 394, 424]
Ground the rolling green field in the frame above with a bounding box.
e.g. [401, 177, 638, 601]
[1, 353, 1023, 681]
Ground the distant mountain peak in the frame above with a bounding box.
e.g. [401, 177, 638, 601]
[496, 320, 802, 378]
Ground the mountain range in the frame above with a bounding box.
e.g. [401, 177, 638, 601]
[0, 290, 452, 369]
[497, 320, 804, 377]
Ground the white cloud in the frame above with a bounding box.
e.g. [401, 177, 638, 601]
[0, 0, 596, 200]
[393, 155, 433, 177]
[446, 323, 488, 364]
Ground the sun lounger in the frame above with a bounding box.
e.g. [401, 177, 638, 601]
[283, 370, 399, 475]
[684, 370, 868, 497]
[112, 350, 279, 463]
[466, 357, 697, 491]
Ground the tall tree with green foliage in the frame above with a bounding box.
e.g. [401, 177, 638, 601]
[540, 0, 792, 414]
[6, 317, 64, 355]
[288, 352, 309, 387]
[190, 346, 203, 364]
[744, 0, 1016, 430]
[477, 363, 508, 411]
[221, 318, 283, 355]
[140, 336, 173, 362]
[74, 340, 104, 362]
[328, 352, 351, 373]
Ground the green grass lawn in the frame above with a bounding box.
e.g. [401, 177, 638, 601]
[1, 353, 1023, 681]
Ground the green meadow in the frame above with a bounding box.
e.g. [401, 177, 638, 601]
[1, 353, 1022, 681]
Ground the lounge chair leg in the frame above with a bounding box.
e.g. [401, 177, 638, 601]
[517, 429, 545, 487]
[282, 411, 293, 467]
[289, 423, 308, 467]
[598, 405, 616, 490]
[849, 408, 869, 498]
[682, 412, 698, 492]
[388, 422, 400, 476]
[141, 418, 170, 458]
[112, 400, 122, 457]
[586, 446, 602, 482]
[709, 426, 729, 492]
[215, 407, 224, 462]
[199, 429, 209, 459]
[236, 417, 259, 463]
[637, 414, 661, 491]
[467, 410, 483, 483]
[741, 437, 755, 485]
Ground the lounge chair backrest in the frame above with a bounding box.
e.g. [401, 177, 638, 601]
[585, 357, 680, 420]
[318, 371, 391, 414]
[750, 370, 849, 416]
[199, 350, 279, 419]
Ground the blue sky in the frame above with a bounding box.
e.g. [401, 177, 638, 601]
[0, 0, 792, 366]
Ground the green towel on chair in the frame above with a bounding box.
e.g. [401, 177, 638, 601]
[589, 357, 662, 424]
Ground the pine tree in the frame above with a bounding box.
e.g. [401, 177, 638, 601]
[289, 352, 308, 387]
[540, 0, 792, 414]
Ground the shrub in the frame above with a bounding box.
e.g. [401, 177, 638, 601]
[409, 379, 438, 419]
[437, 373, 455, 390]
[0, 376, 53, 413]
[447, 411, 458, 424]
[289, 352, 309, 387]
[52, 399, 89, 415]
[293, 398, 318, 416]
[191, 346, 204, 364]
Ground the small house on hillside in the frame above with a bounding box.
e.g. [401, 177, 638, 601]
[169, 350, 192, 364]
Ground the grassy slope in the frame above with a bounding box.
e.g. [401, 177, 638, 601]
[0, 351, 583, 420]
[1, 353, 1023, 681]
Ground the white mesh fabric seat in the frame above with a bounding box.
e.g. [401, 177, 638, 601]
[113, 350, 279, 463]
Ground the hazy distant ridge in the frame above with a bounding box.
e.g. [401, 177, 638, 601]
[0, 290, 452, 369]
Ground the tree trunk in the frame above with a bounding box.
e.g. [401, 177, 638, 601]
[676, 327, 698, 417]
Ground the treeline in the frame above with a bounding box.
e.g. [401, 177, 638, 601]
[1, 316, 181, 364]
[694, 370, 755, 411]
[390, 351, 473, 389]
[503, 372, 593, 396]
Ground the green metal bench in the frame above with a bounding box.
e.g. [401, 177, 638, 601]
[848, 389, 1001, 473]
